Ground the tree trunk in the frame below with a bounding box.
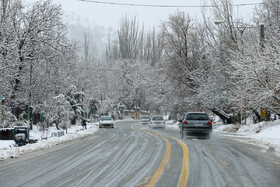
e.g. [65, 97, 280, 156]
[252, 109, 261, 122]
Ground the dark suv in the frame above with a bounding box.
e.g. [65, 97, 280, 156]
[179, 112, 212, 138]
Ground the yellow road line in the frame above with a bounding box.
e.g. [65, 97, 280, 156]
[145, 136, 171, 187]
[145, 129, 189, 187]
[132, 125, 189, 187]
[132, 125, 171, 187]
[169, 137, 189, 187]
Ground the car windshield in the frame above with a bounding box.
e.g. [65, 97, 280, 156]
[152, 116, 163, 120]
[141, 116, 149, 119]
[100, 116, 112, 121]
[186, 113, 209, 120]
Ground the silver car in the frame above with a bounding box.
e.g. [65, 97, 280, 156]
[179, 112, 212, 138]
[149, 115, 165, 129]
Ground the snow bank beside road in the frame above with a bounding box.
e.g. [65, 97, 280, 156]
[0, 123, 98, 160]
[0, 140, 15, 150]
[250, 124, 280, 150]
[214, 120, 280, 156]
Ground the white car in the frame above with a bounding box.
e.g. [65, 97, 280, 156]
[99, 116, 114, 128]
[141, 116, 150, 125]
[149, 115, 165, 129]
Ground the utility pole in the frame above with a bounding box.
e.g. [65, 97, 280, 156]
[1, 98, 5, 126]
[214, 20, 223, 65]
[260, 24, 265, 49]
[260, 23, 266, 121]
[28, 42, 35, 130]
[237, 25, 246, 53]
[28, 60, 32, 130]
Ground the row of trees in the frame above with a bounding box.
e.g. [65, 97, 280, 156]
[1, 0, 279, 128]
[0, 0, 76, 108]
[0, 0, 102, 128]
[75, 15, 170, 116]
[159, 0, 280, 120]
[106, 15, 163, 65]
[97, 0, 280, 121]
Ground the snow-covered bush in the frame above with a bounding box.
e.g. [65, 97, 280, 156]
[39, 94, 71, 130]
[65, 85, 86, 124]
[1, 111, 17, 128]
[88, 98, 100, 120]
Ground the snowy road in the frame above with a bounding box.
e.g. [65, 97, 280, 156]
[0, 121, 187, 187]
[0, 120, 280, 187]
[150, 125, 280, 187]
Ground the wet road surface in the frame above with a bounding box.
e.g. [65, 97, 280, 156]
[0, 120, 280, 187]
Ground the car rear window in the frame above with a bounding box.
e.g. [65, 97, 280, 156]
[152, 116, 163, 120]
[101, 117, 112, 120]
[141, 116, 149, 119]
[186, 113, 209, 120]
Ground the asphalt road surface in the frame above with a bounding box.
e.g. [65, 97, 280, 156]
[0, 120, 280, 187]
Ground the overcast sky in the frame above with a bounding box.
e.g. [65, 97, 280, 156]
[44, 0, 262, 29]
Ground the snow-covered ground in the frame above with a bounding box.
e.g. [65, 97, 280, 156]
[0, 123, 99, 160]
[214, 120, 280, 156]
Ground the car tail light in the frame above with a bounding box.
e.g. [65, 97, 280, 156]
[207, 121, 212, 125]
[182, 120, 188, 124]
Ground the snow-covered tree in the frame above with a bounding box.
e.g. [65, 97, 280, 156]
[65, 85, 85, 124]
[98, 96, 113, 116]
[228, 0, 280, 115]
[0, 0, 76, 111]
[160, 11, 206, 113]
[197, 0, 248, 115]
[41, 94, 71, 130]
[88, 98, 100, 120]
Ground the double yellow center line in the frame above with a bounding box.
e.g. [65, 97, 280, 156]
[133, 125, 189, 187]
[143, 130, 171, 187]
[171, 137, 189, 187]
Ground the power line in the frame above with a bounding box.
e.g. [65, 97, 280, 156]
[78, 0, 264, 8]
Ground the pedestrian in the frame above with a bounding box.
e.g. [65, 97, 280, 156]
[81, 119, 87, 129]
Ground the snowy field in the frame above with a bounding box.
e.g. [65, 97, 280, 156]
[0, 123, 99, 160]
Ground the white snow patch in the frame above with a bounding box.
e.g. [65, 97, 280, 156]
[0, 140, 15, 150]
[214, 124, 237, 133]
[214, 120, 280, 156]
[0, 123, 98, 160]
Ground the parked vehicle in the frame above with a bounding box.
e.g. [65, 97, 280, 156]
[141, 116, 150, 125]
[179, 112, 212, 139]
[99, 116, 114, 128]
[149, 115, 165, 129]
[14, 126, 30, 146]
